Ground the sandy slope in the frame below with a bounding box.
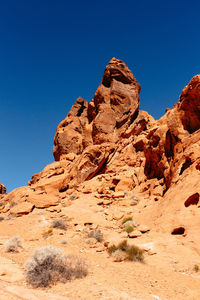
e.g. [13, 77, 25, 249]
[0, 192, 200, 300]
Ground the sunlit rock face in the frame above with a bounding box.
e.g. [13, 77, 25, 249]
[53, 58, 141, 161]
[2, 59, 200, 240]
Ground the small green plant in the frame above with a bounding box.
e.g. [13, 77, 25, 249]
[42, 228, 53, 239]
[194, 264, 200, 272]
[122, 216, 133, 224]
[107, 240, 144, 262]
[52, 219, 67, 231]
[125, 225, 134, 234]
[88, 229, 103, 242]
[5, 236, 23, 252]
[25, 246, 88, 287]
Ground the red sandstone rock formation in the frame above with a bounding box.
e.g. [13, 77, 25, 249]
[53, 58, 141, 161]
[1, 58, 200, 232]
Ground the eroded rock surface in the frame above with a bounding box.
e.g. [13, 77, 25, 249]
[53, 58, 141, 162]
[2, 58, 200, 238]
[1, 59, 200, 300]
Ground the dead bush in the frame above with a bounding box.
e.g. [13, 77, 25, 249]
[25, 246, 88, 287]
[5, 236, 23, 252]
[108, 240, 144, 262]
[52, 219, 67, 230]
[88, 229, 103, 242]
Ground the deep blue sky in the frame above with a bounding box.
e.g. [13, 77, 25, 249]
[1, 0, 200, 192]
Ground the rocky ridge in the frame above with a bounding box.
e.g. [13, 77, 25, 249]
[1, 58, 199, 224]
[0, 58, 200, 299]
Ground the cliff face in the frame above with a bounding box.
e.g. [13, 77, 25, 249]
[1, 58, 200, 234]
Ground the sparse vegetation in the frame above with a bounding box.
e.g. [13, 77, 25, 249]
[107, 240, 144, 262]
[52, 219, 67, 230]
[88, 228, 103, 242]
[123, 220, 136, 227]
[25, 246, 88, 287]
[125, 225, 134, 234]
[112, 249, 126, 262]
[42, 228, 53, 239]
[122, 216, 133, 224]
[5, 236, 23, 252]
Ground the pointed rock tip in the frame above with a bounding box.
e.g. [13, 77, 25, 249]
[180, 74, 200, 101]
[102, 57, 140, 90]
[109, 57, 123, 64]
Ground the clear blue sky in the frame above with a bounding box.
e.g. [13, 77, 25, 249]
[1, 0, 200, 192]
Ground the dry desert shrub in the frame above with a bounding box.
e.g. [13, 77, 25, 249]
[122, 216, 133, 224]
[5, 236, 23, 252]
[25, 246, 88, 287]
[124, 225, 134, 234]
[123, 220, 136, 227]
[52, 219, 67, 230]
[88, 228, 103, 242]
[112, 249, 127, 262]
[108, 240, 144, 262]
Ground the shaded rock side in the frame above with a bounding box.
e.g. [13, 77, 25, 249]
[0, 183, 6, 195]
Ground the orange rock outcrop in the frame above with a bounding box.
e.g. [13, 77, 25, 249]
[1, 58, 200, 236]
